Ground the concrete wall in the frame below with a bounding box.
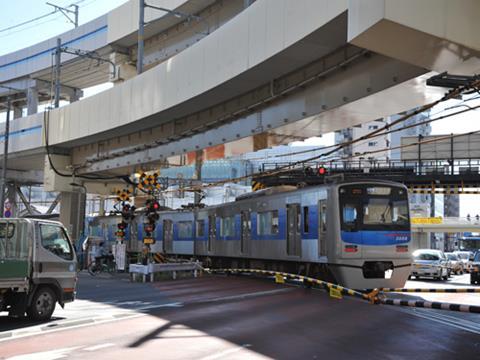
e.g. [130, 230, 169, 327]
[348, 0, 480, 73]
[0, 16, 107, 83]
[107, 0, 190, 44]
[0, 112, 43, 155]
[48, 0, 349, 145]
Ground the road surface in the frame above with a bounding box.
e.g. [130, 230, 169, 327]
[1, 272, 479, 359]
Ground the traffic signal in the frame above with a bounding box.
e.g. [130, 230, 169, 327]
[318, 166, 327, 176]
[121, 204, 136, 221]
[146, 199, 160, 221]
[116, 221, 127, 238]
[143, 198, 159, 245]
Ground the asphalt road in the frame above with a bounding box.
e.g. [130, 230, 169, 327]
[1, 272, 480, 359]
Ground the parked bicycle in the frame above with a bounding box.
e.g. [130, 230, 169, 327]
[88, 255, 116, 276]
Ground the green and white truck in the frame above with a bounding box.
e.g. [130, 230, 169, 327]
[0, 218, 77, 321]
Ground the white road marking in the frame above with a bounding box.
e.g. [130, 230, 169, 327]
[6, 346, 81, 360]
[191, 288, 293, 304]
[394, 307, 480, 335]
[199, 344, 252, 360]
[83, 343, 115, 351]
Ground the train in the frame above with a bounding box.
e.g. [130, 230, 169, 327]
[86, 179, 412, 289]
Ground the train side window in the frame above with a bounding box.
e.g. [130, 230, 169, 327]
[343, 204, 357, 224]
[196, 220, 205, 237]
[303, 207, 309, 233]
[220, 216, 235, 237]
[319, 200, 327, 256]
[178, 221, 193, 239]
[320, 204, 327, 233]
[258, 210, 279, 235]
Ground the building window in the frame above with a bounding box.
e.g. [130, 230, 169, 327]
[220, 216, 235, 237]
[257, 210, 279, 235]
[178, 221, 193, 239]
[368, 125, 378, 130]
[368, 141, 377, 147]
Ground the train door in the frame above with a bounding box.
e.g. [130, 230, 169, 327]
[240, 211, 251, 254]
[194, 217, 204, 255]
[287, 204, 301, 256]
[318, 200, 327, 256]
[208, 215, 216, 252]
[163, 219, 173, 252]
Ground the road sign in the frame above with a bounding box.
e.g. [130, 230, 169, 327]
[4, 210, 11, 218]
[411, 217, 443, 224]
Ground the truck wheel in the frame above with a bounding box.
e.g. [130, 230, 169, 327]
[26, 287, 56, 321]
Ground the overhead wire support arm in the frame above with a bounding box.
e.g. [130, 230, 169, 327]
[59, 46, 117, 77]
[46, 2, 79, 28]
[144, 2, 210, 35]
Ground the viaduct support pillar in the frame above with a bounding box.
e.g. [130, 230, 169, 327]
[13, 106, 22, 119]
[60, 191, 86, 246]
[27, 87, 38, 115]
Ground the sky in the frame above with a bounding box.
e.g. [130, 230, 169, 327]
[0, 0, 129, 56]
[1, 1, 480, 216]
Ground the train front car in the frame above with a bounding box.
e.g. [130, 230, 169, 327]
[330, 182, 411, 290]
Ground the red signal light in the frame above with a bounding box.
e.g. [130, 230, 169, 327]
[318, 166, 326, 175]
[153, 202, 159, 210]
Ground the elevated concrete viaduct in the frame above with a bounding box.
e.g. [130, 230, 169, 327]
[0, 0, 479, 241]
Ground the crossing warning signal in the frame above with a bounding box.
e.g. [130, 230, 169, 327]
[116, 221, 128, 238]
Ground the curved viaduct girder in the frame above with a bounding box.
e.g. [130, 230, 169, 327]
[76, 50, 439, 175]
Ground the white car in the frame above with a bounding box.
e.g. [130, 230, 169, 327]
[411, 249, 449, 280]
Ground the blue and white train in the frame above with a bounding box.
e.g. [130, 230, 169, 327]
[87, 180, 412, 289]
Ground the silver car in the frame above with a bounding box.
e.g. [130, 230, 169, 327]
[445, 252, 464, 275]
[454, 251, 474, 272]
[411, 249, 449, 280]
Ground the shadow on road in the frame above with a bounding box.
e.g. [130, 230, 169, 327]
[0, 316, 65, 332]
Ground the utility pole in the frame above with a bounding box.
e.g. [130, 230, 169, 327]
[194, 150, 203, 205]
[137, 0, 145, 74]
[0, 98, 11, 217]
[54, 38, 61, 108]
[137, 1, 210, 74]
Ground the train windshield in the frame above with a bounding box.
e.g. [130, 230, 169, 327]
[339, 185, 409, 231]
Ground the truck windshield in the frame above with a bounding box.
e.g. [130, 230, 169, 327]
[40, 224, 74, 261]
[340, 185, 409, 231]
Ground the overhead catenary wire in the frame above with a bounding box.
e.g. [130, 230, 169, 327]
[0, 0, 88, 34]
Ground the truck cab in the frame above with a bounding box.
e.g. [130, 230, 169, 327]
[0, 219, 77, 321]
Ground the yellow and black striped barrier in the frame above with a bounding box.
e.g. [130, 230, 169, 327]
[207, 267, 480, 313]
[153, 253, 166, 263]
[380, 298, 480, 314]
[251, 181, 266, 192]
[207, 268, 370, 301]
[377, 288, 480, 293]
